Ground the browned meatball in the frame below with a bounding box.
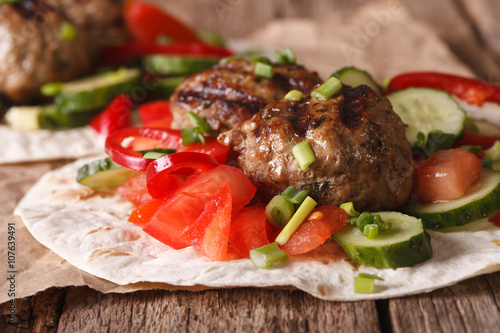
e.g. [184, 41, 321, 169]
[0, 2, 93, 104]
[169, 59, 322, 134]
[219, 85, 415, 211]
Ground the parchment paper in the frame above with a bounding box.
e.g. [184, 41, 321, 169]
[0, 1, 484, 303]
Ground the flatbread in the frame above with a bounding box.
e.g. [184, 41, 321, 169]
[14, 158, 500, 301]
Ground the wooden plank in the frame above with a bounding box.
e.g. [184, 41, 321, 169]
[388, 271, 500, 333]
[0, 288, 66, 333]
[56, 287, 380, 332]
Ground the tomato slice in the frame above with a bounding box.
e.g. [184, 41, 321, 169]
[229, 205, 270, 258]
[142, 165, 256, 249]
[180, 183, 232, 261]
[178, 137, 230, 164]
[124, 0, 201, 43]
[116, 173, 152, 207]
[146, 152, 219, 198]
[138, 100, 173, 128]
[280, 205, 348, 256]
[385, 72, 500, 106]
[453, 131, 500, 150]
[128, 198, 166, 227]
[105, 127, 183, 171]
[90, 95, 132, 136]
[415, 148, 483, 202]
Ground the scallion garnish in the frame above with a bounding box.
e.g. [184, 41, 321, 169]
[250, 242, 289, 269]
[350, 211, 392, 239]
[251, 56, 272, 65]
[363, 224, 379, 240]
[60, 21, 76, 41]
[311, 77, 343, 100]
[266, 195, 295, 227]
[284, 90, 304, 101]
[182, 127, 206, 146]
[143, 152, 169, 160]
[40, 82, 62, 96]
[275, 48, 296, 64]
[284, 47, 296, 64]
[292, 141, 316, 171]
[339, 202, 360, 218]
[275, 196, 317, 245]
[354, 273, 384, 294]
[186, 111, 211, 134]
[254, 62, 274, 79]
[218, 55, 243, 65]
[138, 148, 176, 156]
[281, 186, 309, 205]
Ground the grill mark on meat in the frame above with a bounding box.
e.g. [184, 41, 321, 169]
[339, 85, 370, 128]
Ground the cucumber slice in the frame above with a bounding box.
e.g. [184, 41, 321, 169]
[403, 170, 500, 229]
[40, 106, 99, 129]
[143, 55, 218, 76]
[387, 88, 467, 149]
[148, 76, 186, 99]
[331, 67, 380, 92]
[4, 105, 47, 131]
[56, 68, 141, 113]
[333, 212, 432, 268]
[77, 157, 137, 190]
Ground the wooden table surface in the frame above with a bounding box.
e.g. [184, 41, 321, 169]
[2, 0, 500, 332]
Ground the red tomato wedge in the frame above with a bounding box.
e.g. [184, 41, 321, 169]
[138, 101, 173, 128]
[385, 72, 500, 106]
[116, 173, 152, 207]
[180, 183, 232, 261]
[142, 165, 256, 249]
[128, 198, 166, 227]
[90, 95, 132, 136]
[178, 137, 230, 164]
[105, 127, 184, 171]
[124, 0, 201, 43]
[415, 148, 483, 202]
[229, 205, 270, 258]
[146, 152, 219, 198]
[280, 205, 348, 256]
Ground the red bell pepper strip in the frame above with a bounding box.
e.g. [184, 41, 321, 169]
[105, 127, 184, 171]
[90, 95, 132, 136]
[138, 100, 173, 128]
[385, 72, 500, 106]
[178, 137, 230, 165]
[100, 42, 233, 64]
[145, 152, 219, 198]
[124, 0, 201, 43]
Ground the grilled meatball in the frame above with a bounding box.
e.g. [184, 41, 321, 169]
[219, 85, 415, 211]
[0, 1, 93, 104]
[55, 0, 127, 45]
[169, 59, 322, 134]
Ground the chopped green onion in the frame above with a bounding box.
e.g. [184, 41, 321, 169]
[464, 118, 479, 134]
[358, 273, 384, 281]
[143, 152, 169, 160]
[182, 128, 206, 146]
[250, 242, 289, 269]
[460, 145, 483, 154]
[292, 141, 316, 171]
[275, 196, 317, 245]
[138, 148, 176, 156]
[311, 77, 343, 100]
[254, 62, 274, 79]
[355, 211, 374, 232]
[186, 111, 211, 134]
[251, 56, 272, 65]
[363, 224, 379, 240]
[284, 90, 304, 101]
[381, 77, 391, 91]
[284, 47, 296, 64]
[266, 195, 295, 227]
[274, 50, 287, 64]
[281, 186, 309, 205]
[339, 202, 360, 218]
[353, 275, 375, 294]
[60, 21, 76, 41]
[40, 82, 62, 96]
[218, 55, 243, 65]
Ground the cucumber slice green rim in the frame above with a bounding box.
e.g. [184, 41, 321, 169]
[142, 55, 219, 76]
[387, 87, 467, 148]
[331, 67, 380, 92]
[403, 170, 500, 229]
[77, 157, 137, 190]
[333, 211, 433, 268]
[56, 68, 141, 113]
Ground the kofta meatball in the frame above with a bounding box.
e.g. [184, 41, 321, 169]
[0, 1, 93, 104]
[169, 59, 322, 134]
[219, 85, 415, 211]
